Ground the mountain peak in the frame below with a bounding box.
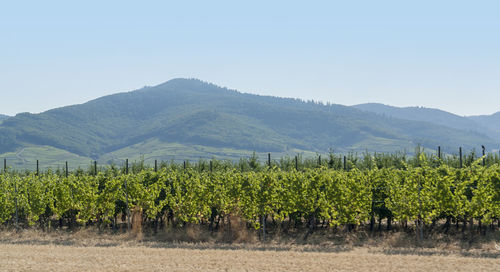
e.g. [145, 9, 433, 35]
[161, 77, 204, 85]
[0, 80, 497, 160]
[157, 77, 217, 89]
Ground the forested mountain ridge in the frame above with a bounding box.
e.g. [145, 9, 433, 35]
[468, 112, 500, 140]
[0, 79, 496, 160]
[353, 103, 500, 140]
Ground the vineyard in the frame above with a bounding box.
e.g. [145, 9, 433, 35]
[0, 152, 499, 241]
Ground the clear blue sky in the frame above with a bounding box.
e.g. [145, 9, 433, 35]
[1, 0, 499, 116]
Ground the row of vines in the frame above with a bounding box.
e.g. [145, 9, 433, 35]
[0, 157, 498, 235]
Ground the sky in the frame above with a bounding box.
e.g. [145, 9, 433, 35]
[1, 0, 499, 117]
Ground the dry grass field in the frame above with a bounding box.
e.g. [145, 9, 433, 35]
[0, 230, 498, 271]
[1, 243, 499, 272]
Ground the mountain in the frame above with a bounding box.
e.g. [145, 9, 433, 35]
[468, 112, 500, 141]
[353, 103, 500, 140]
[0, 114, 9, 122]
[0, 79, 496, 166]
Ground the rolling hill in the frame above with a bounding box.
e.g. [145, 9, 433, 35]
[469, 112, 500, 140]
[353, 103, 500, 141]
[0, 79, 497, 168]
[0, 114, 9, 123]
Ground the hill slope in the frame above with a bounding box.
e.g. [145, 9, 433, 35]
[468, 112, 500, 140]
[0, 79, 496, 164]
[0, 114, 8, 122]
[353, 103, 500, 140]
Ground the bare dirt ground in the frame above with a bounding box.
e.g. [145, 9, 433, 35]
[0, 230, 498, 271]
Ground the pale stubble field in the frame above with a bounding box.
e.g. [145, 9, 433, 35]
[0, 230, 498, 271]
[1, 243, 499, 272]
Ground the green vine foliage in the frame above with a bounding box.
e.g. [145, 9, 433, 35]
[0, 162, 498, 230]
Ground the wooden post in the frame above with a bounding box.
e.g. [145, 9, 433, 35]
[418, 185, 423, 241]
[3, 158, 6, 173]
[295, 155, 298, 171]
[65, 161, 68, 177]
[14, 179, 18, 230]
[36, 160, 39, 176]
[267, 153, 271, 167]
[318, 155, 321, 166]
[183, 161, 186, 170]
[125, 159, 129, 174]
[482, 145, 486, 166]
[459, 147, 463, 168]
[343, 156, 347, 171]
[94, 161, 97, 176]
[262, 215, 266, 242]
[370, 199, 375, 232]
[438, 146, 441, 159]
[124, 177, 131, 231]
[154, 160, 158, 172]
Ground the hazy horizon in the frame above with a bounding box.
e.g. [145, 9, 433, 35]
[1, 1, 499, 116]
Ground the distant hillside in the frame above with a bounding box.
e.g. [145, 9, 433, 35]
[0, 79, 496, 164]
[468, 112, 500, 140]
[353, 103, 500, 140]
[0, 114, 8, 122]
